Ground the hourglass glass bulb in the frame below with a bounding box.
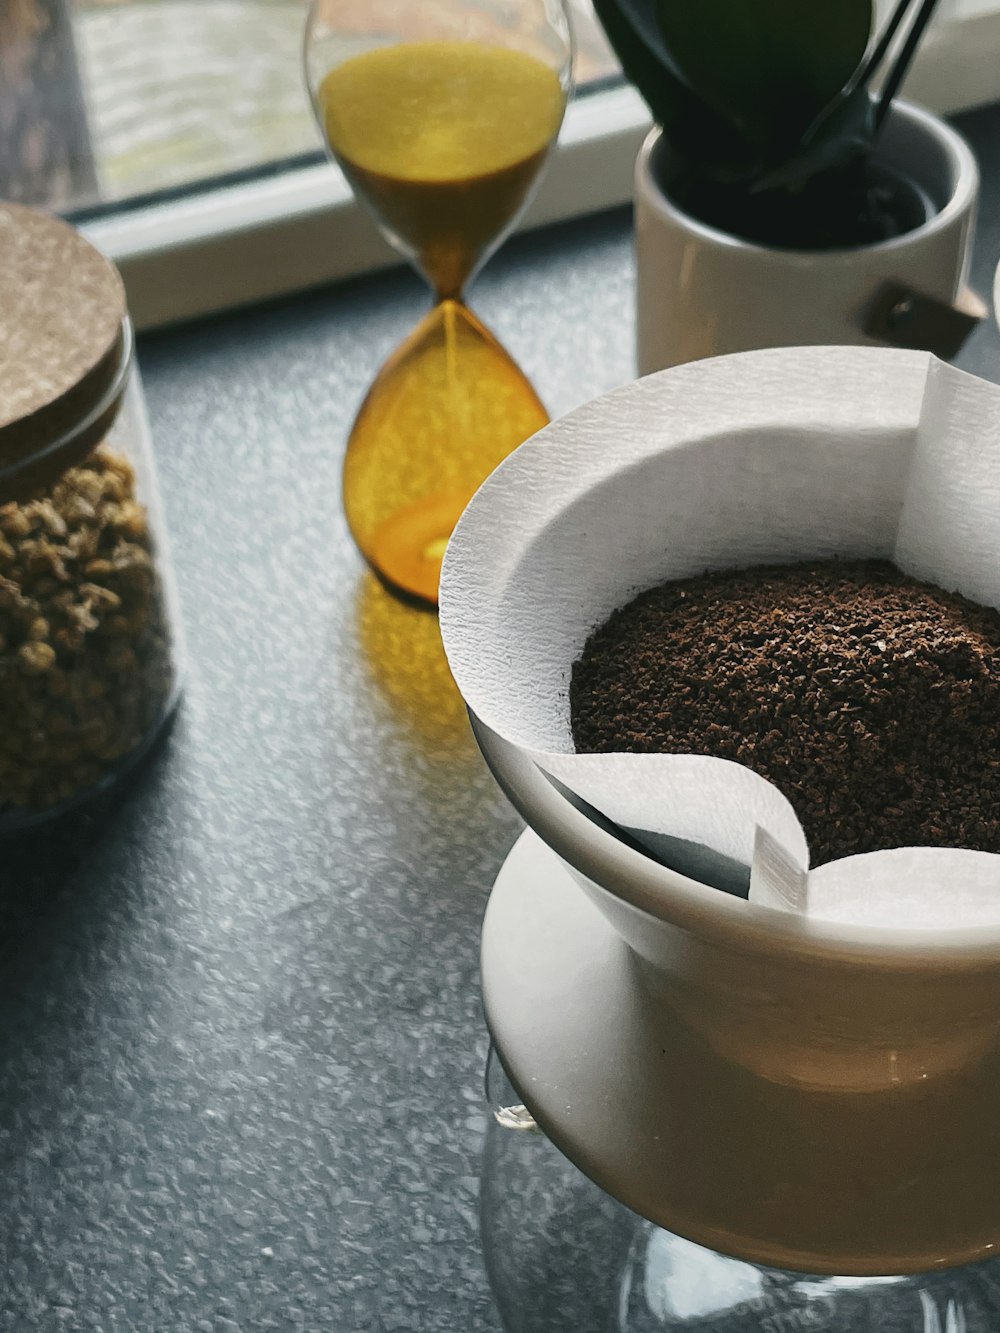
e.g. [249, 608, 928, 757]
[306, 1, 573, 297]
[316, 40, 567, 299]
[342, 299, 548, 604]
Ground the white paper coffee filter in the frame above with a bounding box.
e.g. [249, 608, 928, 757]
[896, 355, 1000, 606]
[804, 848, 1000, 928]
[439, 346, 1000, 929]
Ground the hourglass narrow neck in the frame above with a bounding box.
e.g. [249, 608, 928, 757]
[338, 137, 557, 302]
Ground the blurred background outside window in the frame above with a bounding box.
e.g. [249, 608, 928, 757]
[0, 0, 616, 215]
[1, 0, 996, 324]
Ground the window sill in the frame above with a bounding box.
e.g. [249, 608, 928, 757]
[80, 8, 1000, 332]
[81, 83, 650, 332]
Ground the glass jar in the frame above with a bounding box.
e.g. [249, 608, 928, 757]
[481, 1046, 1000, 1333]
[0, 203, 181, 832]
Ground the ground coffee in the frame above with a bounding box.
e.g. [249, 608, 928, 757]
[569, 559, 1000, 865]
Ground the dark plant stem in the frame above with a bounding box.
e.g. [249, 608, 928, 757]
[853, 0, 918, 99]
[875, 0, 943, 128]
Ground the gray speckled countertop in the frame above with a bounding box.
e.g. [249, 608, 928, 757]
[2, 104, 999, 1331]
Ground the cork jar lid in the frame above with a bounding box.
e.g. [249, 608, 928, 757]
[0, 203, 129, 497]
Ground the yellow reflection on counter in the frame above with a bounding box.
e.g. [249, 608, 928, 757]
[355, 571, 471, 753]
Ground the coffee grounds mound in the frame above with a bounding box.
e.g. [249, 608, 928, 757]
[569, 559, 1000, 866]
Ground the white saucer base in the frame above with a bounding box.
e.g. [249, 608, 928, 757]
[482, 830, 1000, 1276]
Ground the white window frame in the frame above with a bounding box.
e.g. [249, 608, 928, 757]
[81, 8, 1000, 331]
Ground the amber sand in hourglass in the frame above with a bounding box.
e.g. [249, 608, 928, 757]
[306, 7, 572, 605]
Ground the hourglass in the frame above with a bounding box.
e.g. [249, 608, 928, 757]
[305, 0, 573, 606]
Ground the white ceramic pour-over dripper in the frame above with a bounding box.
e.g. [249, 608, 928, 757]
[472, 716, 1000, 1275]
[472, 712, 1000, 1093]
[438, 345, 1000, 1093]
[440, 345, 1000, 1275]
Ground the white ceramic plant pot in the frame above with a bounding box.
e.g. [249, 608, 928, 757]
[635, 100, 979, 374]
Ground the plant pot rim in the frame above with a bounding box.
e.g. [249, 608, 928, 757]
[637, 99, 979, 261]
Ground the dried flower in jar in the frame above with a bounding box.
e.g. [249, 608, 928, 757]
[0, 444, 173, 815]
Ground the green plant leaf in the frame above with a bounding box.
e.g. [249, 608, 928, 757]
[592, 0, 760, 178]
[592, 0, 687, 130]
[654, 0, 872, 159]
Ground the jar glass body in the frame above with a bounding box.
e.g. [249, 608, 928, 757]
[481, 1050, 1000, 1333]
[0, 342, 182, 831]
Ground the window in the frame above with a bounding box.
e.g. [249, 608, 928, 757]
[2, 0, 997, 328]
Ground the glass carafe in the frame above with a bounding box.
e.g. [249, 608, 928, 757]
[482, 1046, 1000, 1332]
